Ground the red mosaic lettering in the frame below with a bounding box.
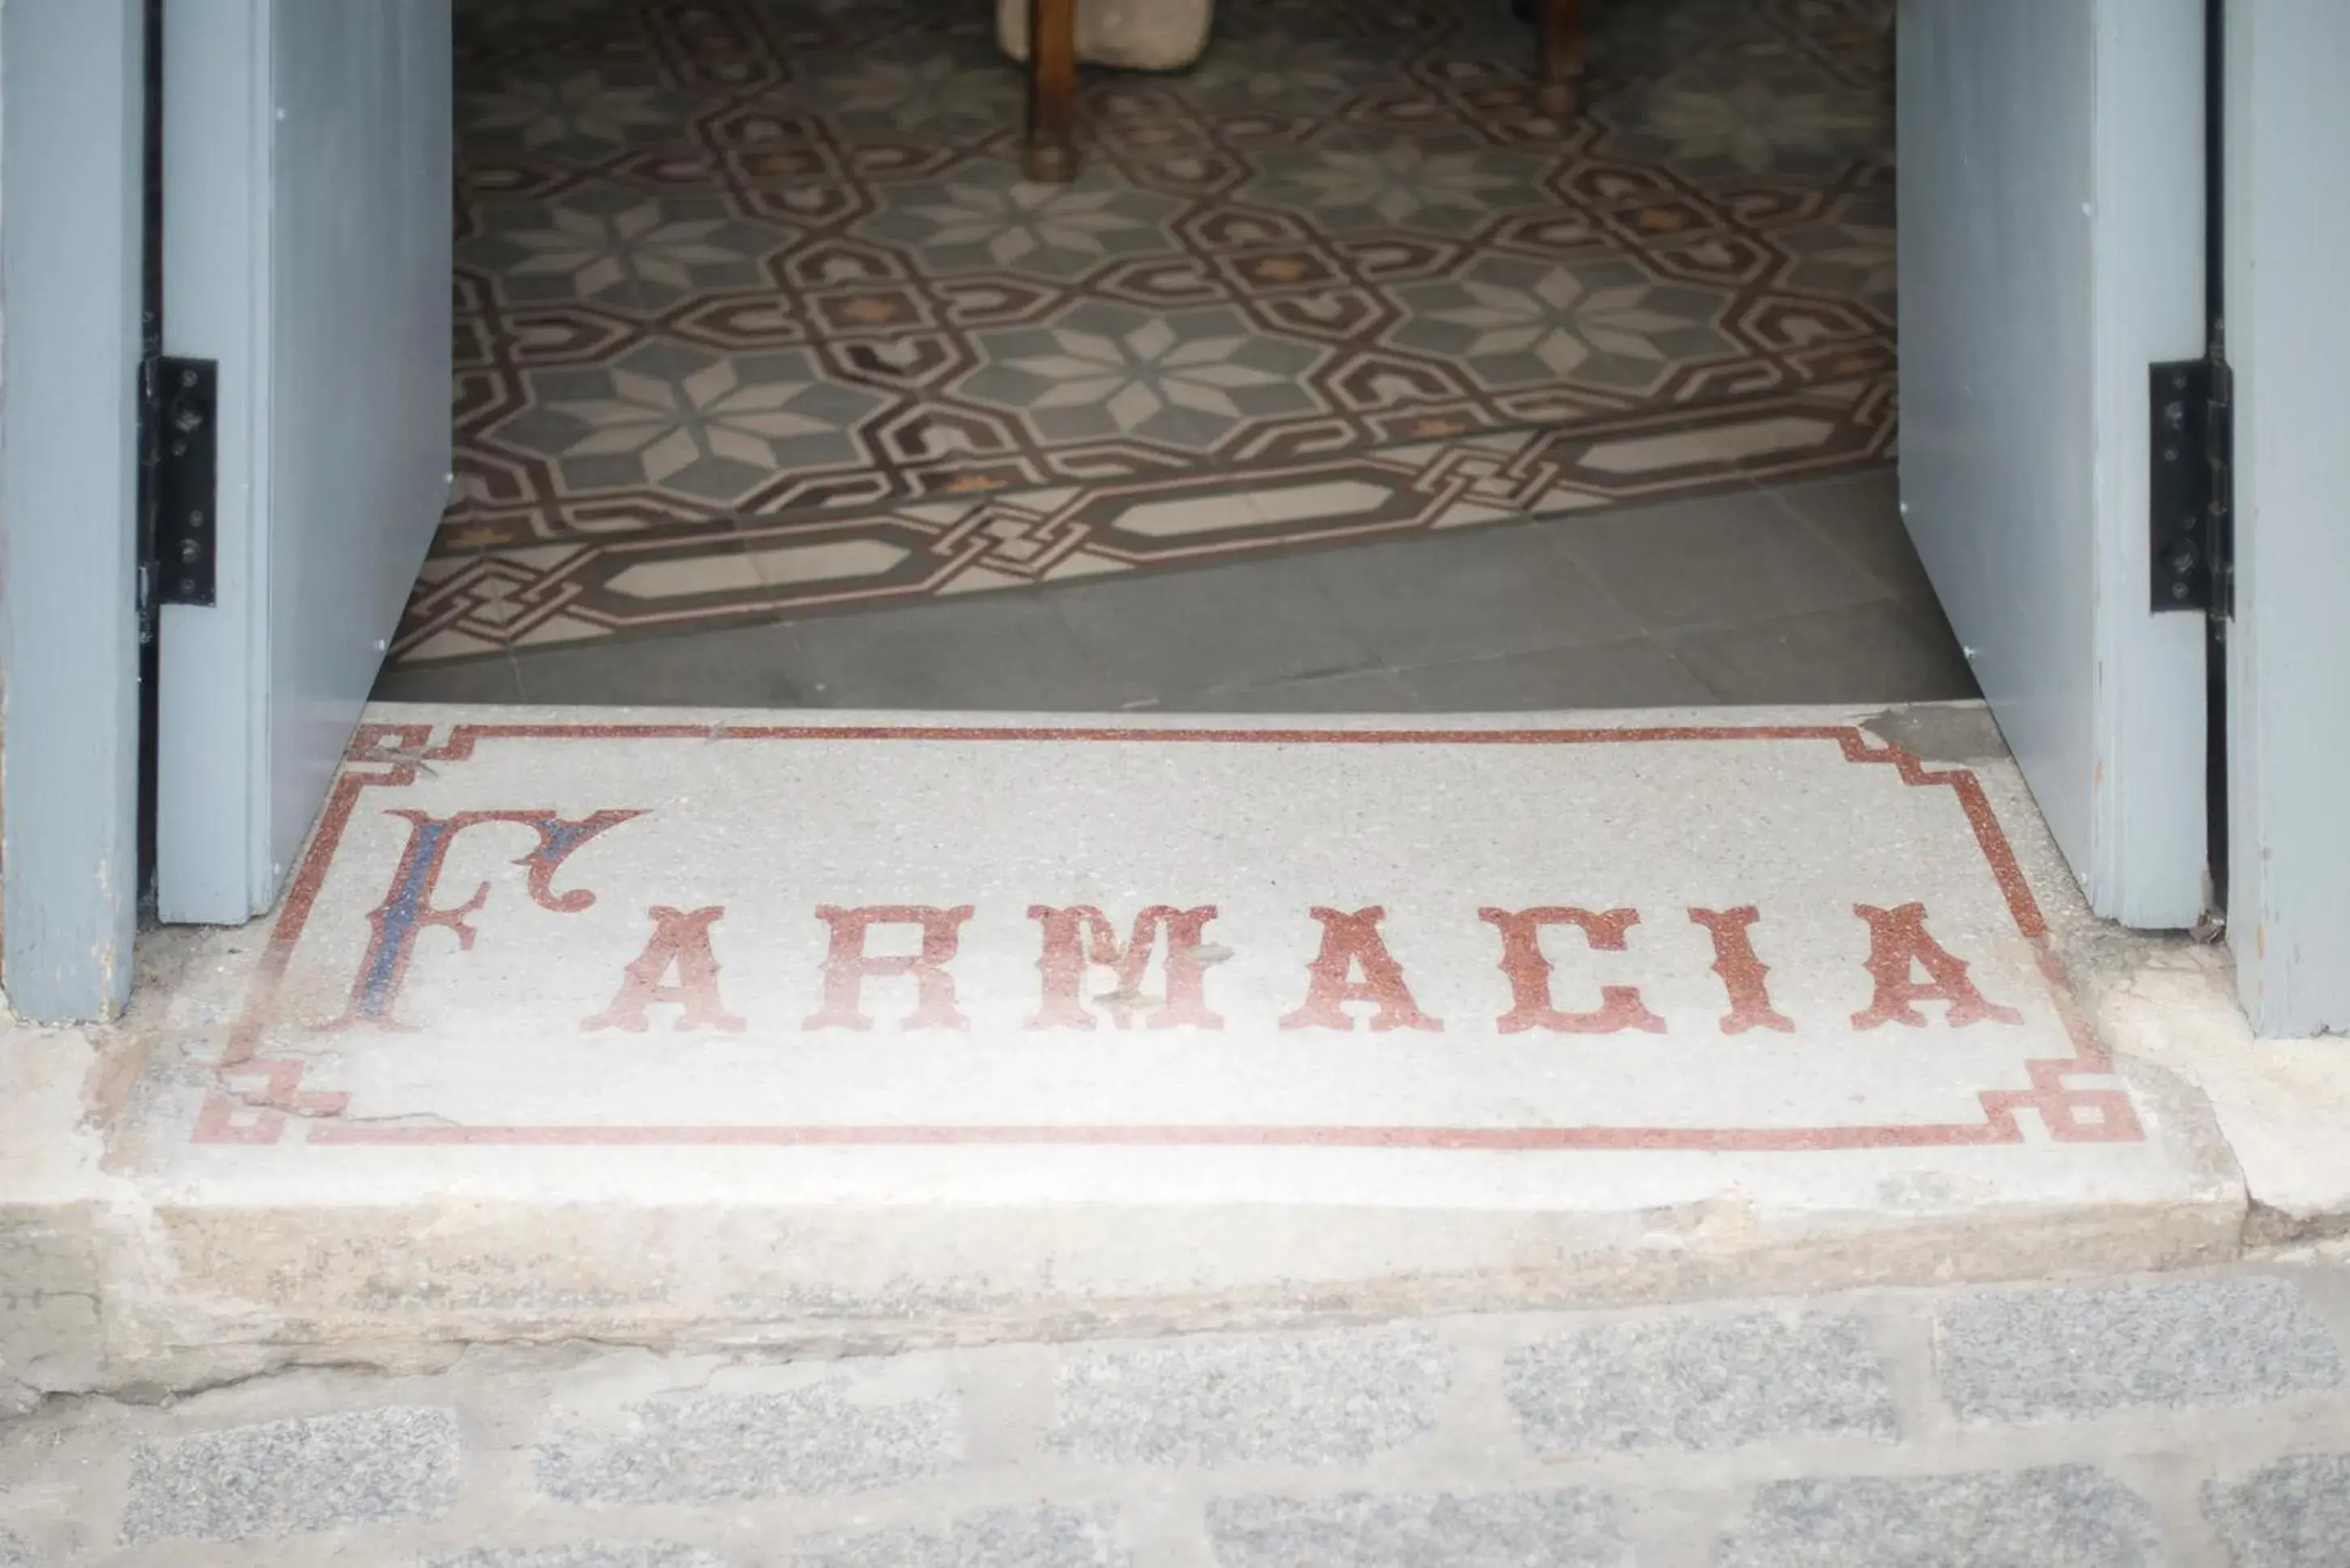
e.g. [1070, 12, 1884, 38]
[1279, 906, 1442, 1033]
[582, 905, 747, 1035]
[1479, 906, 1665, 1035]
[803, 904, 976, 1032]
[1689, 906, 1796, 1035]
[1850, 902, 2026, 1028]
[330, 808, 640, 1031]
[1026, 904, 1224, 1031]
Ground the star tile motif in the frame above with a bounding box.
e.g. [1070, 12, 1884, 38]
[959, 301, 1327, 451]
[462, 188, 796, 311]
[1243, 135, 1560, 237]
[496, 343, 890, 504]
[859, 161, 1188, 282]
[1386, 254, 1735, 394]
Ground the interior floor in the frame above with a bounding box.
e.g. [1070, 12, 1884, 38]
[384, 0, 1930, 711]
[377, 466, 1973, 709]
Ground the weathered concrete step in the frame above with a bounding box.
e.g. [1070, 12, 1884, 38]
[9, 1264, 2350, 1564]
[7, 705, 2242, 1396]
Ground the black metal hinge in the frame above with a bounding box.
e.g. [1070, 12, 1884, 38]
[2150, 356, 2234, 617]
[141, 354, 219, 621]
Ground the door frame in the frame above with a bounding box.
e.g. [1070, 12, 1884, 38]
[152, 0, 278, 926]
[2222, 0, 2350, 1036]
[1895, 0, 2209, 934]
[151, 0, 454, 929]
[0, 0, 147, 1023]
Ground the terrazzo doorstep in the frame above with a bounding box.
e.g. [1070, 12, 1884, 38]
[105, 703, 2232, 1347]
[164, 711, 2113, 1138]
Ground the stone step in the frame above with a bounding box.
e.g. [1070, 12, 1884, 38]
[10, 1263, 2350, 1564]
[11, 703, 2242, 1396]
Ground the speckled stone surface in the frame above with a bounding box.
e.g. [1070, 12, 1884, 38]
[122, 1407, 460, 1543]
[1934, 1276, 2344, 1424]
[1717, 1468, 2163, 1567]
[534, 1382, 960, 1505]
[1506, 1310, 1899, 1454]
[1049, 1327, 1449, 1467]
[797, 1506, 1129, 1568]
[1205, 1489, 1630, 1568]
[426, 1547, 730, 1568]
[2202, 1453, 2350, 1568]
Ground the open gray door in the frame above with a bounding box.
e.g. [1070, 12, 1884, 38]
[154, 0, 452, 923]
[1897, 0, 2210, 928]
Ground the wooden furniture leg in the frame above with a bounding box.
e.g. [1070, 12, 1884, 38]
[1027, 0, 1079, 182]
[1536, 0, 1584, 118]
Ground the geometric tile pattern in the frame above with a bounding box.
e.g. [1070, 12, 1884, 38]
[410, 0, 1896, 664]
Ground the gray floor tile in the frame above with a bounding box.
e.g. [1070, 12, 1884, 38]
[1310, 523, 1643, 668]
[519, 622, 816, 708]
[788, 593, 1150, 711]
[1057, 554, 1382, 699]
[1156, 669, 1422, 713]
[374, 655, 532, 707]
[1549, 486, 1888, 633]
[1769, 468, 1940, 605]
[375, 476, 1980, 715]
[1660, 599, 1979, 706]
[1396, 638, 1715, 711]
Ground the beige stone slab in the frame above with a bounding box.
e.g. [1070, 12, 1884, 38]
[2081, 947, 2350, 1241]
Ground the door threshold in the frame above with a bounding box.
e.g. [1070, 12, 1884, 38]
[11, 702, 2246, 1391]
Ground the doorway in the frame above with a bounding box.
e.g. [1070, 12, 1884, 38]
[375, 0, 1963, 714]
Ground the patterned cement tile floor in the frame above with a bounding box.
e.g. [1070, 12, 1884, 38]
[405, 0, 1897, 667]
[374, 465, 1978, 709]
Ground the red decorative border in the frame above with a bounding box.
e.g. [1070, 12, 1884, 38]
[194, 723, 2140, 1151]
